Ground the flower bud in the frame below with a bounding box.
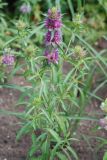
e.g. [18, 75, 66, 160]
[44, 49, 59, 64]
[99, 117, 107, 130]
[20, 4, 31, 14]
[100, 98, 107, 113]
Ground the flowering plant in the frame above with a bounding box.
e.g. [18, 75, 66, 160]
[5, 7, 98, 159]
[0, 1, 107, 159]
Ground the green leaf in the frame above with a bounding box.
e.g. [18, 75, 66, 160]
[47, 0, 52, 8]
[68, 116, 98, 121]
[16, 121, 32, 140]
[50, 142, 64, 160]
[42, 139, 50, 159]
[31, 133, 37, 145]
[41, 109, 53, 124]
[3, 37, 18, 48]
[103, 152, 107, 160]
[56, 152, 68, 160]
[30, 58, 35, 73]
[67, 0, 74, 17]
[67, 146, 78, 160]
[55, 114, 67, 135]
[26, 106, 36, 116]
[29, 145, 37, 157]
[10, 63, 25, 77]
[1, 84, 26, 92]
[0, 109, 25, 119]
[46, 128, 61, 143]
[52, 65, 58, 84]
[64, 68, 75, 84]
[60, 100, 67, 111]
[36, 133, 47, 143]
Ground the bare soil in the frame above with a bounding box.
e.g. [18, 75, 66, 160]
[0, 77, 30, 160]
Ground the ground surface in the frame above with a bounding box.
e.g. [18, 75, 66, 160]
[0, 39, 107, 160]
[0, 77, 30, 160]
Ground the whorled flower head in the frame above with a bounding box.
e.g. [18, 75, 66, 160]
[48, 7, 61, 20]
[45, 31, 51, 45]
[45, 7, 62, 30]
[99, 117, 107, 130]
[2, 54, 15, 65]
[20, 4, 31, 13]
[45, 30, 62, 45]
[43, 7, 62, 65]
[74, 45, 86, 59]
[16, 20, 26, 30]
[45, 18, 62, 30]
[44, 49, 59, 64]
[100, 98, 107, 113]
[52, 30, 62, 44]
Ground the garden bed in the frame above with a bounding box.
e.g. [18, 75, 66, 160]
[0, 1, 107, 159]
[0, 39, 107, 159]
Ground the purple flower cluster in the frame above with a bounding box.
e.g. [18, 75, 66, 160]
[45, 30, 62, 46]
[2, 49, 15, 65]
[20, 4, 31, 14]
[44, 7, 62, 64]
[45, 19, 62, 30]
[2, 54, 15, 65]
[44, 49, 59, 64]
[99, 117, 107, 130]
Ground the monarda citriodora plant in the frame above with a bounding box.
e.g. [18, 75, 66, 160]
[1, 5, 105, 160]
[11, 7, 92, 160]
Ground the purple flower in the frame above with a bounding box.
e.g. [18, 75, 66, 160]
[45, 30, 62, 45]
[43, 7, 62, 65]
[2, 54, 15, 65]
[45, 18, 62, 30]
[44, 49, 59, 64]
[20, 4, 31, 13]
[99, 117, 107, 130]
[45, 7, 62, 30]
[45, 31, 51, 45]
[52, 30, 62, 44]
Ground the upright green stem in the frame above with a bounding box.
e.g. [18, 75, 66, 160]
[55, 0, 61, 11]
[77, 0, 82, 12]
[48, 0, 52, 8]
[67, 0, 74, 18]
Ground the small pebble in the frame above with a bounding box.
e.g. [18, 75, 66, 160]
[7, 135, 10, 138]
[9, 92, 13, 96]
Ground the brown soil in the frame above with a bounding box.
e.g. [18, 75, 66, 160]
[1, 78, 107, 160]
[0, 39, 107, 160]
[0, 77, 30, 160]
